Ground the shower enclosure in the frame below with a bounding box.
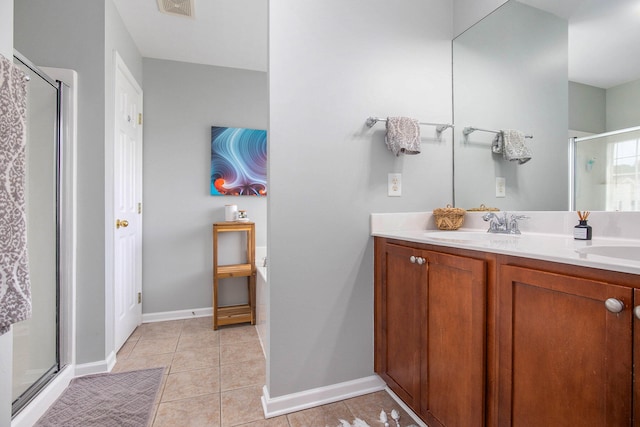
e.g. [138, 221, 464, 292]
[571, 126, 640, 211]
[11, 53, 65, 416]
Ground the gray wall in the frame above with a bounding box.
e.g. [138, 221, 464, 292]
[453, 1, 568, 211]
[142, 58, 267, 314]
[268, 0, 453, 397]
[569, 81, 606, 134]
[569, 78, 640, 134]
[1, 0, 14, 423]
[607, 78, 640, 131]
[14, 0, 142, 364]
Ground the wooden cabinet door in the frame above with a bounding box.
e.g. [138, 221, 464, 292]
[421, 251, 487, 427]
[498, 265, 633, 427]
[375, 242, 423, 411]
[634, 289, 640, 427]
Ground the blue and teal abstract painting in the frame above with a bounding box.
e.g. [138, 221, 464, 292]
[210, 126, 267, 196]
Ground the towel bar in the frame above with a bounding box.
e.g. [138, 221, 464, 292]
[463, 126, 533, 139]
[366, 116, 454, 134]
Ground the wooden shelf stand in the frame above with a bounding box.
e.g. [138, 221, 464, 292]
[212, 221, 256, 330]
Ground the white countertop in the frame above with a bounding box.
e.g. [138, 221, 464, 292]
[371, 212, 640, 276]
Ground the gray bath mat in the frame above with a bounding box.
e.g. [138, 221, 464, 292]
[35, 367, 164, 427]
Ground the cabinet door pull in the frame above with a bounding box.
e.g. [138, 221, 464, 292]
[634, 305, 640, 320]
[409, 256, 416, 264]
[604, 298, 624, 313]
[416, 257, 425, 265]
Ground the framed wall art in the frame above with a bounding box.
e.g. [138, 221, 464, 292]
[210, 126, 267, 196]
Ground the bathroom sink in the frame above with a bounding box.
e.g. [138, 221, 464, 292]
[576, 245, 640, 262]
[424, 230, 521, 242]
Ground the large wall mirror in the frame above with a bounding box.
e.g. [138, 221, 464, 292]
[453, 0, 640, 211]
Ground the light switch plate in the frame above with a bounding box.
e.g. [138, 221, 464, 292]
[496, 177, 506, 198]
[388, 173, 402, 197]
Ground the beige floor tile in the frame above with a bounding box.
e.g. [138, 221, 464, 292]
[220, 358, 265, 391]
[236, 416, 290, 427]
[141, 319, 185, 334]
[287, 402, 353, 427]
[112, 353, 174, 374]
[182, 316, 216, 333]
[139, 328, 183, 341]
[131, 337, 179, 357]
[171, 349, 220, 373]
[128, 327, 143, 341]
[221, 385, 266, 426]
[220, 341, 265, 366]
[108, 319, 413, 427]
[162, 367, 221, 402]
[139, 321, 184, 340]
[178, 331, 220, 351]
[219, 324, 259, 345]
[343, 391, 416, 427]
[117, 339, 137, 359]
[154, 393, 221, 427]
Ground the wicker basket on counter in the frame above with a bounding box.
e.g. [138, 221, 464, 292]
[432, 205, 466, 230]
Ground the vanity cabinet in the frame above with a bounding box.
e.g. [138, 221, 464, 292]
[375, 236, 640, 427]
[496, 261, 635, 426]
[375, 242, 421, 409]
[375, 238, 488, 427]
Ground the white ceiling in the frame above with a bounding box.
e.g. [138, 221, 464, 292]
[112, 0, 268, 72]
[113, 0, 639, 88]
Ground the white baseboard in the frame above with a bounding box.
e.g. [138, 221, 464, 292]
[106, 350, 117, 372]
[261, 375, 386, 418]
[74, 358, 110, 377]
[142, 307, 213, 323]
[11, 365, 74, 427]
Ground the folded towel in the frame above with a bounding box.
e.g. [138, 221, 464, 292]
[501, 129, 531, 164]
[491, 132, 503, 154]
[385, 117, 420, 156]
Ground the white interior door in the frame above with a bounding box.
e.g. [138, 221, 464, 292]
[114, 54, 143, 351]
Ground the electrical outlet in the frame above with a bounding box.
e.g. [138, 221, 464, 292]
[496, 177, 506, 198]
[388, 173, 402, 197]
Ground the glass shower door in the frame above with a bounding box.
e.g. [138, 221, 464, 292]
[573, 126, 640, 211]
[11, 55, 60, 415]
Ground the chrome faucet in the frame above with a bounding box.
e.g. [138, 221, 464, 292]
[482, 212, 528, 234]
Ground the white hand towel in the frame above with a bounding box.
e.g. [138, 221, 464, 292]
[501, 129, 531, 164]
[385, 117, 420, 156]
[0, 53, 31, 335]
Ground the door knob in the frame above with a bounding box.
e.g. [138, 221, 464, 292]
[605, 298, 624, 313]
[116, 219, 129, 229]
[634, 306, 640, 320]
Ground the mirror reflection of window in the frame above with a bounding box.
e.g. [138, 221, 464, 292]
[575, 129, 640, 212]
[607, 136, 640, 211]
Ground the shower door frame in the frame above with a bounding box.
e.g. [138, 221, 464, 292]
[11, 51, 64, 417]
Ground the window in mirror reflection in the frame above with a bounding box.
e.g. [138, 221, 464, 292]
[575, 129, 640, 211]
[609, 137, 640, 211]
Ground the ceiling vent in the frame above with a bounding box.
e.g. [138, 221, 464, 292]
[157, 0, 194, 18]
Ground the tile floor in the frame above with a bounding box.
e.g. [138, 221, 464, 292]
[114, 317, 417, 427]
